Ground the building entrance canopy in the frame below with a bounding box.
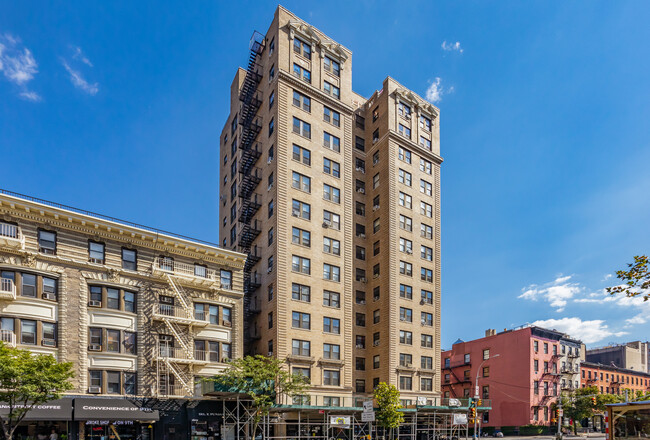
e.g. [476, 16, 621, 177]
[0, 398, 73, 421]
[74, 398, 159, 422]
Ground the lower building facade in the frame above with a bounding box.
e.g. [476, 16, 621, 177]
[0, 189, 246, 439]
[581, 361, 650, 396]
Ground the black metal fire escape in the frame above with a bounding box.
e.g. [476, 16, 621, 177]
[237, 31, 265, 352]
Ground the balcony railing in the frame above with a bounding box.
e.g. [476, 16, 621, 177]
[0, 223, 24, 249]
[0, 330, 16, 347]
[152, 257, 220, 283]
[158, 384, 190, 397]
[0, 278, 16, 300]
[153, 303, 192, 321]
[154, 345, 196, 362]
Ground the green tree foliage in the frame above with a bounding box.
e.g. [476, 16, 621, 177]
[560, 386, 623, 434]
[0, 343, 74, 440]
[607, 255, 650, 301]
[373, 382, 404, 431]
[211, 355, 307, 438]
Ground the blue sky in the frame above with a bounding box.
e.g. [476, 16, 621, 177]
[2, 1, 650, 348]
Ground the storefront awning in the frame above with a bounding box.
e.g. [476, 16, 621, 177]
[0, 398, 73, 421]
[74, 398, 159, 422]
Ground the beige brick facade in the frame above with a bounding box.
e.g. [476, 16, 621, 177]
[219, 6, 442, 407]
[0, 191, 245, 400]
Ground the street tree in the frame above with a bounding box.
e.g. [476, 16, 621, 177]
[607, 255, 650, 301]
[0, 343, 74, 440]
[560, 386, 623, 434]
[373, 382, 404, 439]
[211, 355, 307, 439]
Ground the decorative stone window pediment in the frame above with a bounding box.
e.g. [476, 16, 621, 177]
[395, 88, 439, 119]
[288, 20, 348, 66]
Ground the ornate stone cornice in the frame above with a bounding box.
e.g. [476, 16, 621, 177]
[394, 87, 439, 119]
[287, 20, 349, 63]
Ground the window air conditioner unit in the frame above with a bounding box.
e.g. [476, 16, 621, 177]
[223, 321, 232, 327]
[88, 386, 101, 394]
[322, 221, 331, 228]
[373, 273, 379, 279]
[406, 250, 413, 255]
[405, 362, 412, 367]
[268, 184, 273, 191]
[373, 341, 380, 347]
[42, 293, 57, 301]
[360, 277, 367, 283]
[268, 157, 273, 164]
[267, 268, 272, 274]
[42, 339, 56, 347]
[88, 300, 101, 307]
[88, 344, 102, 351]
[360, 233, 366, 238]
[357, 188, 365, 194]
[292, 210, 300, 217]
[268, 352, 273, 356]
[373, 205, 380, 211]
[420, 300, 425, 305]
[359, 300, 366, 304]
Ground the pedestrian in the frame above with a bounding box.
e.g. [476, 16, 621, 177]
[49, 429, 58, 440]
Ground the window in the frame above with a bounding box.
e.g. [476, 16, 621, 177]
[421, 377, 433, 391]
[324, 343, 340, 360]
[107, 288, 120, 310]
[292, 199, 311, 220]
[268, 312, 273, 329]
[373, 129, 379, 143]
[292, 339, 310, 356]
[421, 356, 433, 370]
[292, 63, 311, 83]
[122, 248, 137, 270]
[420, 201, 433, 217]
[269, 64, 275, 80]
[323, 237, 340, 255]
[293, 368, 310, 384]
[400, 376, 412, 390]
[356, 313, 366, 327]
[323, 184, 340, 204]
[323, 211, 340, 230]
[373, 286, 380, 301]
[399, 307, 412, 322]
[38, 230, 56, 254]
[398, 147, 412, 164]
[293, 117, 311, 138]
[293, 37, 311, 59]
[88, 241, 105, 264]
[324, 107, 340, 127]
[421, 267, 433, 282]
[421, 289, 433, 305]
[292, 90, 311, 112]
[373, 151, 380, 165]
[373, 173, 380, 189]
[41, 277, 56, 301]
[400, 261, 413, 276]
[421, 245, 433, 261]
[292, 227, 311, 247]
[420, 115, 432, 131]
[420, 158, 432, 174]
[220, 270, 232, 290]
[399, 237, 413, 254]
[323, 81, 340, 99]
[324, 56, 340, 76]
[356, 335, 366, 349]
[41, 321, 56, 346]
[373, 218, 380, 233]
[544, 342, 549, 354]
[292, 311, 310, 329]
[268, 227, 274, 246]
[534, 340, 539, 352]
[373, 309, 380, 324]
[21, 273, 36, 297]
[355, 136, 365, 152]
[373, 355, 380, 369]
[292, 171, 311, 192]
[106, 371, 121, 394]
[400, 331, 413, 345]
[292, 283, 311, 302]
[292, 144, 311, 166]
[323, 291, 340, 308]
[356, 114, 365, 129]
[421, 312, 433, 326]
[323, 317, 340, 334]
[400, 284, 413, 300]
[268, 118, 274, 136]
[269, 90, 275, 108]
[534, 360, 539, 372]
[399, 215, 413, 232]
[400, 353, 413, 367]
[421, 224, 433, 239]
[398, 169, 412, 186]
[323, 132, 340, 152]
[292, 255, 311, 275]
[323, 158, 340, 177]
[123, 331, 136, 355]
[398, 124, 411, 138]
[268, 200, 274, 218]
[421, 334, 433, 348]
[420, 180, 433, 196]
[420, 137, 432, 151]
[323, 264, 340, 282]
[399, 192, 412, 209]
[324, 370, 340, 386]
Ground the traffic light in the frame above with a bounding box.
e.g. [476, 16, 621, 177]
[470, 407, 476, 418]
[477, 399, 483, 407]
[591, 397, 597, 406]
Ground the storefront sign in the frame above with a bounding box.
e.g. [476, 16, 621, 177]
[74, 398, 159, 421]
[448, 398, 461, 407]
[453, 413, 468, 425]
[330, 415, 351, 428]
[0, 398, 73, 421]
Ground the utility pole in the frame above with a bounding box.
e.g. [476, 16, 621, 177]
[556, 397, 563, 440]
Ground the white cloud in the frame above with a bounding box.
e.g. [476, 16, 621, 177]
[441, 40, 463, 53]
[532, 317, 627, 344]
[519, 275, 581, 312]
[0, 34, 39, 100]
[19, 91, 41, 102]
[61, 59, 98, 95]
[425, 77, 454, 104]
[72, 46, 93, 67]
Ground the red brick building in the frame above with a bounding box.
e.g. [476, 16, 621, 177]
[581, 361, 650, 395]
[442, 326, 583, 428]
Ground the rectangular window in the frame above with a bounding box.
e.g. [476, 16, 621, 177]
[323, 317, 340, 334]
[420, 179, 433, 196]
[420, 137, 432, 151]
[106, 329, 120, 352]
[324, 56, 340, 76]
[421, 290, 433, 304]
[292, 171, 311, 193]
[323, 237, 340, 255]
[400, 284, 413, 299]
[107, 371, 121, 394]
[323, 264, 340, 282]
[123, 331, 136, 355]
[421, 268, 433, 282]
[89, 327, 102, 348]
[323, 107, 340, 127]
[324, 343, 340, 360]
[420, 158, 432, 174]
[356, 313, 366, 327]
[42, 322, 56, 346]
[355, 136, 365, 152]
[420, 202, 433, 217]
[88, 241, 105, 264]
[21, 273, 36, 297]
[38, 230, 56, 254]
[421, 378, 433, 391]
[400, 331, 413, 345]
[400, 376, 412, 390]
[268, 118, 274, 136]
[292, 339, 311, 357]
[122, 248, 137, 271]
[323, 132, 340, 152]
[292, 63, 311, 83]
[124, 291, 136, 313]
[292, 199, 311, 220]
[293, 117, 311, 138]
[398, 147, 412, 164]
[323, 184, 340, 204]
[292, 227, 311, 247]
[323, 211, 340, 230]
[398, 169, 412, 186]
[292, 311, 310, 329]
[324, 370, 340, 386]
[373, 173, 380, 189]
[107, 288, 120, 310]
[421, 245, 433, 261]
[323, 81, 340, 99]
[399, 353, 413, 367]
[323, 290, 340, 308]
[124, 372, 136, 395]
[293, 37, 311, 59]
[399, 192, 412, 209]
[421, 356, 433, 370]
[399, 237, 413, 254]
[292, 144, 311, 165]
[291, 255, 311, 275]
[421, 334, 433, 348]
[421, 224, 433, 239]
[89, 370, 102, 389]
[291, 283, 311, 302]
[420, 115, 432, 131]
[398, 124, 411, 138]
[421, 312, 433, 326]
[400, 261, 413, 276]
[323, 158, 340, 177]
[356, 357, 366, 371]
[399, 215, 412, 232]
[399, 307, 412, 322]
[292, 90, 311, 112]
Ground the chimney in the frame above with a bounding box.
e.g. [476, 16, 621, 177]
[485, 329, 496, 337]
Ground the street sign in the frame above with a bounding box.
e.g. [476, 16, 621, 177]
[475, 386, 479, 397]
[417, 396, 427, 406]
[361, 411, 375, 422]
[453, 413, 468, 425]
[363, 401, 374, 412]
[558, 409, 563, 417]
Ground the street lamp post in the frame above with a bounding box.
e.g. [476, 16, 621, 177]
[474, 354, 500, 438]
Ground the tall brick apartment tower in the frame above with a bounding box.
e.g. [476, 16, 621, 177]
[219, 6, 442, 407]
